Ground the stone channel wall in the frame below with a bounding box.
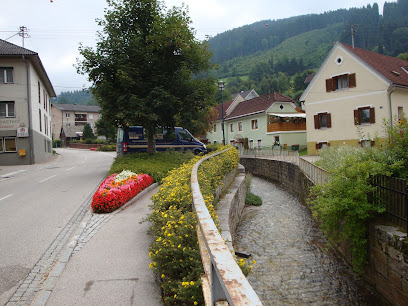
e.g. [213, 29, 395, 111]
[216, 164, 247, 250]
[240, 156, 408, 306]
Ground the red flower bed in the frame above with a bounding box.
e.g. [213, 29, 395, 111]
[91, 173, 154, 213]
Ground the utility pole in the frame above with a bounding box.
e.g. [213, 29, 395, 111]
[351, 25, 355, 49]
[19, 26, 29, 48]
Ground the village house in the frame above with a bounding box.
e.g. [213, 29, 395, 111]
[300, 42, 408, 155]
[0, 39, 56, 165]
[206, 91, 306, 149]
[51, 103, 101, 146]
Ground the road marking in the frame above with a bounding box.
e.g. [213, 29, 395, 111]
[1, 169, 27, 178]
[0, 194, 13, 201]
[39, 175, 57, 183]
[66, 167, 75, 171]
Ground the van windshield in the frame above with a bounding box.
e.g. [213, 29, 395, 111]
[178, 130, 192, 142]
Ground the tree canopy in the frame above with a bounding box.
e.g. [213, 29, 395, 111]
[77, 0, 217, 153]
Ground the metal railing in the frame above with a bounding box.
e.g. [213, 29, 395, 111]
[238, 147, 300, 164]
[191, 148, 262, 306]
[298, 157, 329, 185]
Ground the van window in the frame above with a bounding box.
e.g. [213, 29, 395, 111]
[117, 128, 124, 142]
[179, 130, 192, 141]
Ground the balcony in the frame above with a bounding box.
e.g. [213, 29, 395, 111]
[267, 121, 306, 133]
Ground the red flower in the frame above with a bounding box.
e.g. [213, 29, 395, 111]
[91, 173, 154, 213]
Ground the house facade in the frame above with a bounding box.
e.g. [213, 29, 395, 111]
[206, 92, 306, 149]
[0, 39, 56, 165]
[51, 104, 101, 145]
[300, 42, 408, 155]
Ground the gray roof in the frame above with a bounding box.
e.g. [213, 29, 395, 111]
[52, 103, 101, 113]
[0, 39, 56, 97]
[0, 39, 37, 56]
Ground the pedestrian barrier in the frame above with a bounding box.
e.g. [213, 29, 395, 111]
[191, 148, 262, 305]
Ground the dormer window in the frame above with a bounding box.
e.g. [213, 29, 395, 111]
[326, 73, 356, 92]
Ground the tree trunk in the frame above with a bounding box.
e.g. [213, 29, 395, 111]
[147, 128, 155, 155]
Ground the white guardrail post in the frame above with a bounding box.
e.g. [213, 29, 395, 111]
[191, 148, 262, 306]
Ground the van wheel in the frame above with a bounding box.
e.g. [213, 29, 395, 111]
[193, 149, 201, 155]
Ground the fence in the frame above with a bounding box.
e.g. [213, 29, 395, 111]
[238, 147, 299, 164]
[371, 174, 408, 234]
[191, 148, 262, 305]
[298, 158, 329, 185]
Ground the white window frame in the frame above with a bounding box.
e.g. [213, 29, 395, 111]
[1, 137, 17, 153]
[249, 139, 254, 149]
[65, 112, 70, 118]
[251, 119, 258, 130]
[238, 122, 243, 131]
[0, 67, 14, 84]
[257, 139, 262, 148]
[0, 101, 15, 118]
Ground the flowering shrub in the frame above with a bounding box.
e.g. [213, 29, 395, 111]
[91, 170, 154, 213]
[148, 146, 240, 305]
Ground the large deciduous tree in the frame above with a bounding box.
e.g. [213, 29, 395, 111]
[77, 0, 216, 153]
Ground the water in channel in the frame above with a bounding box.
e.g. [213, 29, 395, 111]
[234, 176, 379, 305]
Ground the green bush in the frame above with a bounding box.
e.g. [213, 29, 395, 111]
[53, 139, 61, 148]
[109, 151, 195, 183]
[205, 143, 223, 153]
[246, 192, 262, 206]
[97, 144, 116, 151]
[148, 146, 241, 305]
[309, 146, 390, 273]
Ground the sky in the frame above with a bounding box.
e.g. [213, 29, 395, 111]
[1, 0, 390, 95]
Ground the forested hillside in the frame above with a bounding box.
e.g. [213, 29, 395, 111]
[51, 90, 98, 105]
[209, 0, 408, 98]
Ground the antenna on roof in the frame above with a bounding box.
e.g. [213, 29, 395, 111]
[351, 25, 355, 49]
[18, 26, 29, 48]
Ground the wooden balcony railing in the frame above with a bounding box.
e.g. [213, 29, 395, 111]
[267, 122, 306, 133]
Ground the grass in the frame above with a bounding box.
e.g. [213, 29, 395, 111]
[109, 151, 195, 183]
[245, 191, 263, 206]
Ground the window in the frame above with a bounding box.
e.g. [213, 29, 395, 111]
[316, 142, 330, 150]
[251, 119, 258, 130]
[1, 137, 17, 152]
[0, 102, 15, 118]
[89, 113, 94, 120]
[65, 112, 70, 118]
[326, 73, 356, 92]
[43, 89, 46, 109]
[314, 112, 331, 129]
[213, 124, 217, 133]
[360, 139, 375, 147]
[354, 107, 375, 125]
[44, 114, 47, 135]
[249, 139, 254, 149]
[0, 68, 13, 83]
[230, 123, 234, 133]
[39, 109, 42, 132]
[257, 139, 262, 148]
[238, 122, 243, 132]
[178, 129, 192, 141]
[38, 81, 41, 103]
[75, 113, 87, 126]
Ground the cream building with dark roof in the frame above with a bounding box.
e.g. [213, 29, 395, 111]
[0, 39, 56, 165]
[51, 104, 101, 145]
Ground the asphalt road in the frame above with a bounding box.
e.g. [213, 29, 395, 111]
[0, 148, 116, 305]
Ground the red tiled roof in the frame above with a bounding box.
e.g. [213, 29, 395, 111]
[342, 43, 408, 87]
[226, 92, 294, 119]
[213, 100, 233, 121]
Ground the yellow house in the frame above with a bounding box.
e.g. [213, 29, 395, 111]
[300, 42, 408, 155]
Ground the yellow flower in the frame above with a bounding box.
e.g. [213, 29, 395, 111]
[252, 259, 256, 264]
[194, 302, 198, 305]
[161, 274, 165, 278]
[190, 281, 194, 286]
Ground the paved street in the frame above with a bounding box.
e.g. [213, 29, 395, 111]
[0, 148, 115, 305]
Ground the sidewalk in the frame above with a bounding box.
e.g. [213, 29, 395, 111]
[39, 187, 162, 306]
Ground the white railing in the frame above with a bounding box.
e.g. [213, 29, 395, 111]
[191, 148, 262, 305]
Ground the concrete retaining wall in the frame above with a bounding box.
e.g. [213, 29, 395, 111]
[216, 164, 247, 251]
[240, 156, 408, 306]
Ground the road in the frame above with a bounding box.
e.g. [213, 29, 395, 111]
[0, 148, 115, 305]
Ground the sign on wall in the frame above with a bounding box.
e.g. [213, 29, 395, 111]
[17, 127, 29, 137]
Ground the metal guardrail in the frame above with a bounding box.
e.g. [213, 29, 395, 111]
[298, 158, 329, 185]
[238, 147, 300, 164]
[191, 148, 262, 306]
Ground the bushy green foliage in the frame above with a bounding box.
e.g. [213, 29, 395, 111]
[97, 144, 116, 151]
[308, 146, 390, 273]
[245, 192, 263, 206]
[109, 151, 195, 183]
[82, 123, 96, 141]
[205, 143, 223, 153]
[148, 147, 240, 305]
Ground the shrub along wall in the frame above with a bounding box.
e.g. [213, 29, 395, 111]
[239, 157, 408, 306]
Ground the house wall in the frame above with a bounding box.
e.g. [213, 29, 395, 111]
[0, 58, 52, 164]
[304, 45, 408, 155]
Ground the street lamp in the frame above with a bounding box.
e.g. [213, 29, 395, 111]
[218, 80, 225, 145]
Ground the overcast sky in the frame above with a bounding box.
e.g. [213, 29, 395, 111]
[1, 0, 389, 95]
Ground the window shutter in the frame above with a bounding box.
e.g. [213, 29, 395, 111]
[326, 78, 334, 92]
[327, 113, 332, 128]
[314, 115, 320, 129]
[348, 73, 356, 88]
[371, 140, 375, 147]
[354, 109, 360, 125]
[315, 143, 320, 149]
[370, 107, 375, 124]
